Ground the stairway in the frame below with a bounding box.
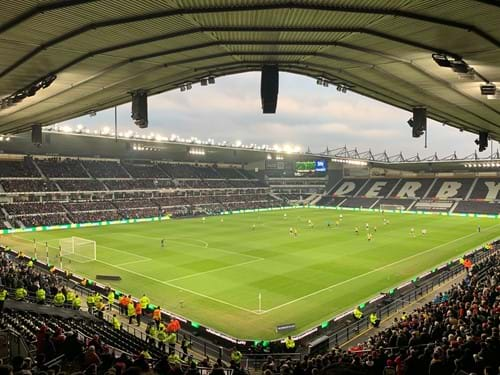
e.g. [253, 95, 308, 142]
[31, 159, 46, 178]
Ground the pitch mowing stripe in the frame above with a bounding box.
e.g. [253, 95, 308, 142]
[121, 232, 264, 261]
[94, 257, 259, 315]
[98, 244, 152, 262]
[115, 258, 154, 267]
[164, 258, 264, 282]
[259, 223, 500, 314]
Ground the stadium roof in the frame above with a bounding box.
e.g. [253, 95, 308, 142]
[1, 1, 500, 140]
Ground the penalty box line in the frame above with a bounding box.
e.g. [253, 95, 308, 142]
[258, 223, 500, 315]
[94, 258, 259, 315]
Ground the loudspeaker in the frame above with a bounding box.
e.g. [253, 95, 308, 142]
[31, 124, 42, 144]
[411, 107, 426, 138]
[261, 65, 279, 113]
[475, 131, 488, 152]
[131, 91, 148, 128]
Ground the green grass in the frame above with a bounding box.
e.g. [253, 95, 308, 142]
[4, 208, 499, 340]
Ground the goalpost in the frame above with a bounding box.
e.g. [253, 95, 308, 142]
[59, 236, 96, 263]
[379, 204, 406, 212]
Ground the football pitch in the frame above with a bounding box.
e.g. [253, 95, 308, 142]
[5, 208, 499, 340]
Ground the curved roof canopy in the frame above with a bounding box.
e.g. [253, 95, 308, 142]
[0, 0, 499, 140]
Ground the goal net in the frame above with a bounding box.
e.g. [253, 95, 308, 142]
[59, 236, 96, 263]
[379, 204, 406, 212]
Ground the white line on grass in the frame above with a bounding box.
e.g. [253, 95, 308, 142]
[93, 258, 259, 315]
[259, 224, 500, 314]
[115, 258, 154, 267]
[98, 245, 152, 262]
[121, 232, 264, 261]
[164, 258, 264, 282]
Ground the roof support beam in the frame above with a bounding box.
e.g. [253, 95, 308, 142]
[1, 2, 498, 48]
[0, 25, 470, 85]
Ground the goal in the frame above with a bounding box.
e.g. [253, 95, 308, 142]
[59, 237, 96, 263]
[379, 204, 406, 212]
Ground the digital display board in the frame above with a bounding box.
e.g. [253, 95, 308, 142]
[295, 160, 327, 173]
[314, 159, 327, 172]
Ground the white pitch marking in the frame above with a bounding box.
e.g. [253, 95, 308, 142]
[94, 258, 259, 315]
[98, 244, 152, 261]
[164, 258, 264, 283]
[260, 224, 500, 314]
[121, 232, 264, 260]
[115, 258, 153, 267]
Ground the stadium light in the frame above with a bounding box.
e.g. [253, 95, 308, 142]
[480, 83, 496, 96]
[432, 54, 452, 68]
[450, 59, 470, 74]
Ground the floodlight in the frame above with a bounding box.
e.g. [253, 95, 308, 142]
[480, 83, 496, 96]
[450, 59, 470, 74]
[432, 54, 452, 68]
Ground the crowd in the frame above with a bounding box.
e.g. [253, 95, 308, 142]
[0, 158, 39, 178]
[0, 180, 58, 193]
[17, 214, 70, 228]
[123, 164, 169, 179]
[82, 160, 130, 178]
[3, 202, 66, 215]
[0, 251, 63, 305]
[0, 193, 286, 228]
[36, 158, 89, 178]
[0, 251, 245, 375]
[56, 180, 106, 192]
[70, 211, 122, 223]
[261, 253, 499, 375]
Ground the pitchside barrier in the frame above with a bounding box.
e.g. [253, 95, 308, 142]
[2, 203, 497, 236]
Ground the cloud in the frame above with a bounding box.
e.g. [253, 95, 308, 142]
[59, 71, 484, 156]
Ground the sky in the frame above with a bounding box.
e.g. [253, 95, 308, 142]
[59, 71, 491, 158]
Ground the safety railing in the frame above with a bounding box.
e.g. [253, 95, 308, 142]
[325, 247, 496, 349]
[243, 353, 302, 370]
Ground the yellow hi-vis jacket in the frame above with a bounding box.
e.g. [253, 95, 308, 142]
[127, 302, 136, 317]
[108, 291, 115, 304]
[66, 290, 75, 303]
[36, 288, 46, 302]
[73, 296, 81, 309]
[112, 316, 121, 330]
[353, 307, 363, 320]
[285, 337, 295, 349]
[15, 288, 27, 301]
[53, 292, 66, 307]
[231, 350, 242, 364]
[140, 295, 150, 309]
